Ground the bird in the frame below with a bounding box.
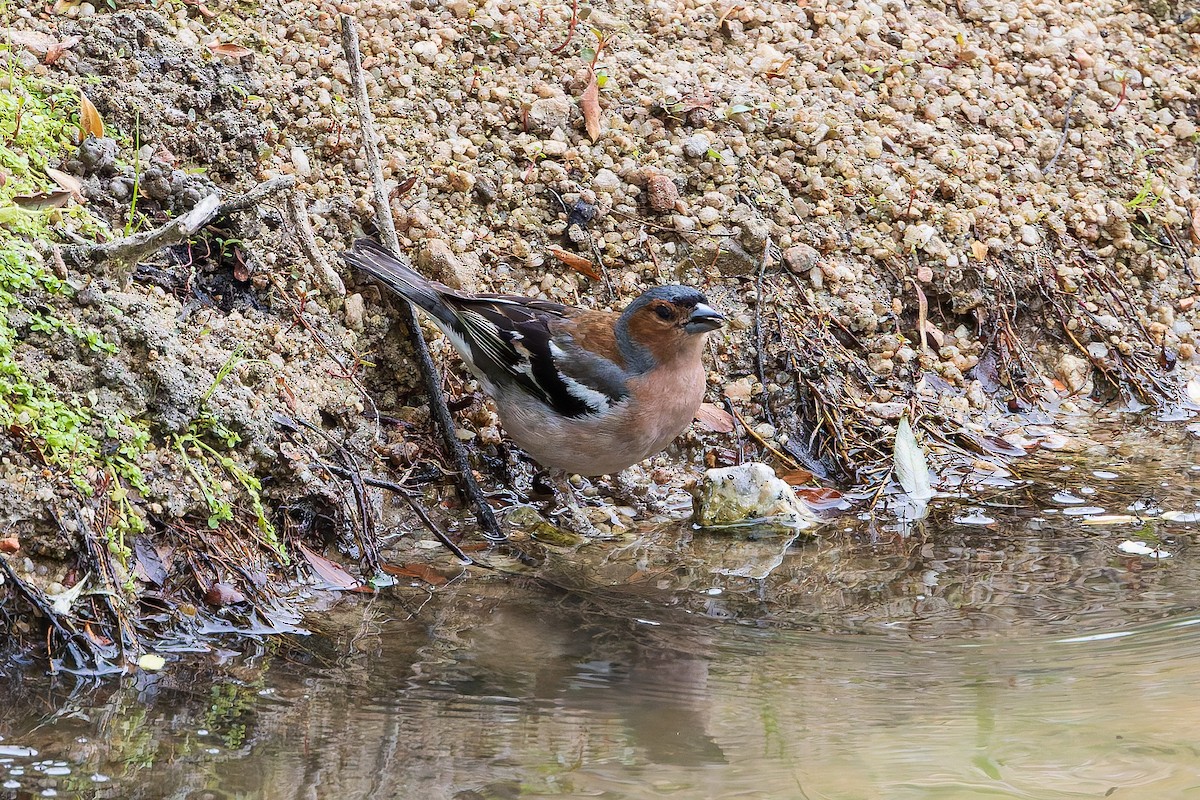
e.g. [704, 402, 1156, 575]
[341, 238, 725, 484]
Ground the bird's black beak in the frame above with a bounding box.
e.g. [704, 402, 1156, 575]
[684, 303, 725, 334]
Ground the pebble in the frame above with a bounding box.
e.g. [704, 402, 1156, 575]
[417, 239, 476, 291]
[646, 173, 679, 213]
[1020, 225, 1041, 246]
[527, 96, 571, 135]
[343, 293, 365, 332]
[783, 244, 819, 274]
[592, 168, 620, 193]
[682, 134, 712, 159]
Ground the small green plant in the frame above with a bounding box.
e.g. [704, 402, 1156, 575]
[1125, 174, 1162, 212]
[174, 346, 285, 558]
[0, 69, 151, 564]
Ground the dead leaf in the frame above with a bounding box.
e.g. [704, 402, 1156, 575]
[204, 582, 246, 606]
[208, 42, 253, 59]
[924, 320, 944, 348]
[13, 190, 72, 211]
[694, 402, 735, 433]
[381, 562, 449, 586]
[547, 245, 601, 280]
[78, 91, 104, 142]
[392, 174, 419, 199]
[777, 467, 815, 486]
[0, 536, 19, 553]
[970, 239, 989, 261]
[717, 5, 743, 34]
[1192, 207, 1200, 246]
[299, 543, 359, 590]
[796, 486, 844, 508]
[84, 623, 113, 647]
[43, 34, 80, 65]
[45, 167, 85, 203]
[580, 72, 601, 142]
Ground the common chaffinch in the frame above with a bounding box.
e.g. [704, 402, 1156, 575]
[342, 238, 725, 477]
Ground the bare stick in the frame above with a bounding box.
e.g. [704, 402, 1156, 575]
[324, 465, 476, 565]
[281, 189, 346, 298]
[67, 176, 296, 284]
[1042, 82, 1083, 176]
[339, 15, 504, 542]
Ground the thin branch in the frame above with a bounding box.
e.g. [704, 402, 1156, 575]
[65, 176, 296, 285]
[1042, 82, 1083, 176]
[281, 188, 346, 298]
[339, 14, 504, 542]
[326, 465, 477, 565]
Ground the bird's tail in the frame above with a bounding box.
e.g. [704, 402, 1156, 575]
[340, 239, 449, 320]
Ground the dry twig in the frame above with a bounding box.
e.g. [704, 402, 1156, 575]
[65, 176, 296, 284]
[339, 14, 504, 541]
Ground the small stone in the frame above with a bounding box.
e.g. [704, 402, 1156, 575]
[691, 463, 819, 530]
[417, 239, 477, 290]
[783, 243, 819, 274]
[344, 293, 365, 331]
[646, 173, 679, 213]
[592, 168, 620, 193]
[290, 146, 311, 178]
[540, 140, 567, 159]
[1056, 354, 1090, 394]
[682, 134, 712, 158]
[1020, 225, 1041, 246]
[527, 96, 571, 135]
[672, 214, 696, 232]
[697, 206, 721, 226]
[412, 40, 439, 65]
[447, 169, 475, 193]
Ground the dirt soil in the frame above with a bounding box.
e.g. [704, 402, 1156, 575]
[3, 0, 1200, 666]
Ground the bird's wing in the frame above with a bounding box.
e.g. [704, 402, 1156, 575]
[447, 298, 630, 418]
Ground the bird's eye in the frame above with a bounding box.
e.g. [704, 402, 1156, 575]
[654, 304, 673, 320]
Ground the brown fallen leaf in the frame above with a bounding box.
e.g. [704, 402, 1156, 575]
[381, 562, 449, 586]
[204, 582, 247, 606]
[580, 72, 601, 142]
[777, 467, 815, 486]
[717, 4, 743, 34]
[299, 543, 359, 590]
[392, 174, 419, 199]
[796, 486, 843, 508]
[547, 245, 601, 280]
[694, 402, 735, 433]
[84, 623, 113, 647]
[208, 42, 254, 59]
[1192, 206, 1200, 246]
[970, 239, 989, 261]
[45, 167, 85, 203]
[0, 536, 19, 553]
[43, 34, 80, 65]
[13, 190, 73, 211]
[78, 91, 104, 142]
[924, 320, 944, 348]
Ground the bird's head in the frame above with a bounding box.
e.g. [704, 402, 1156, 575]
[617, 285, 725, 368]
